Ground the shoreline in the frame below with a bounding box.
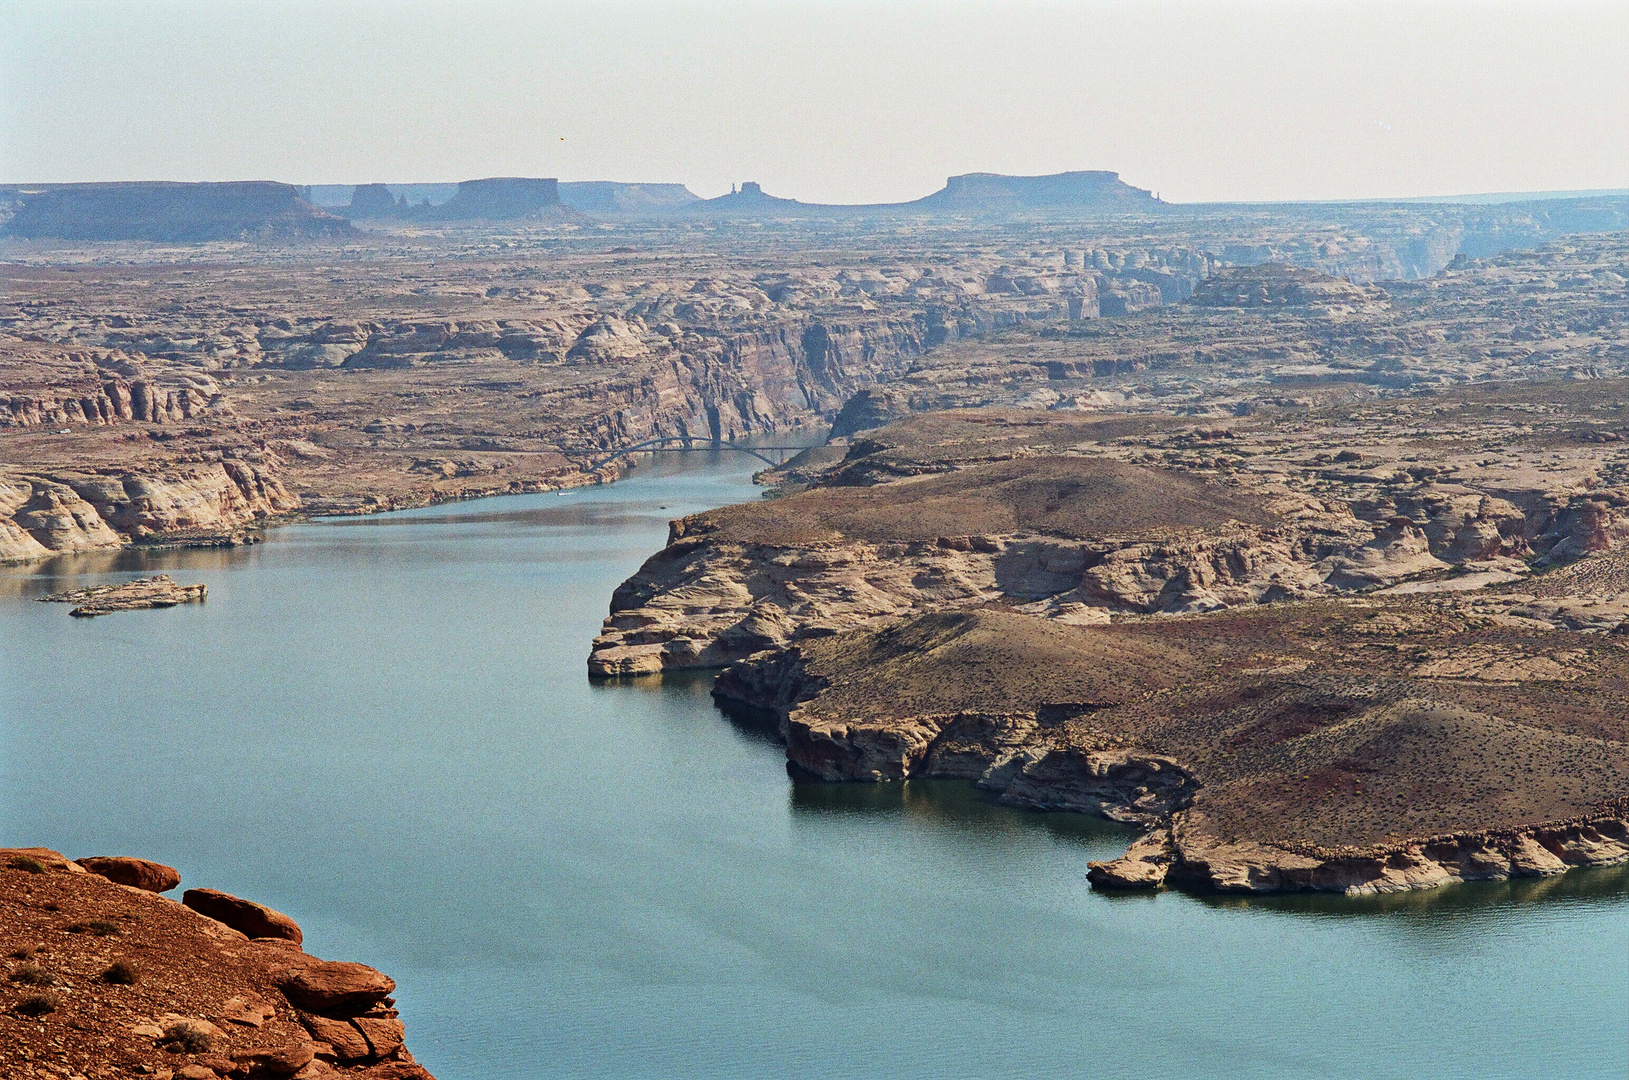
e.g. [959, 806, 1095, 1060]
[1, 426, 824, 568]
[708, 661, 1629, 897]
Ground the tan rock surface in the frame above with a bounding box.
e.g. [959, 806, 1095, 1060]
[591, 395, 1629, 675]
[39, 574, 206, 617]
[7, 222, 1628, 565]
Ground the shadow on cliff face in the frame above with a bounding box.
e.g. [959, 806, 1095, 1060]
[788, 776, 1141, 848]
[1194, 859, 1629, 920]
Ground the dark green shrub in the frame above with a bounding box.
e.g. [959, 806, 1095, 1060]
[13, 992, 57, 1017]
[160, 1020, 212, 1053]
[8, 963, 52, 986]
[64, 920, 120, 937]
[100, 959, 138, 985]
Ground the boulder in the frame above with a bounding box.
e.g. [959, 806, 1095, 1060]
[298, 1012, 404, 1062]
[276, 960, 395, 1016]
[300, 1013, 372, 1060]
[183, 888, 303, 944]
[352, 1016, 406, 1059]
[231, 1041, 316, 1076]
[77, 855, 181, 893]
[1, 846, 83, 873]
[215, 994, 276, 1027]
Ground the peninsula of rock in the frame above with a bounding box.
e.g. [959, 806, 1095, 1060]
[595, 401, 1629, 895]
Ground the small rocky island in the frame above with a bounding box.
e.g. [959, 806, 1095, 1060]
[0, 848, 433, 1078]
[38, 575, 207, 617]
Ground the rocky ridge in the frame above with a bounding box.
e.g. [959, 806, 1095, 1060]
[588, 399, 1629, 675]
[0, 848, 432, 1078]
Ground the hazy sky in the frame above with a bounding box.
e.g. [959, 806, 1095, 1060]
[3, 0, 1626, 203]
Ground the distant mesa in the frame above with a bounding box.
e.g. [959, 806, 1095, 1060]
[671, 180, 834, 219]
[667, 171, 1163, 219]
[336, 179, 698, 219]
[427, 176, 567, 221]
[558, 181, 700, 214]
[910, 170, 1162, 214]
[0, 168, 1167, 239]
[0, 181, 353, 242]
[340, 177, 582, 223]
[346, 182, 400, 218]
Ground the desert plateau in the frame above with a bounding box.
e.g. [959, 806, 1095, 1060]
[5, 3, 1628, 1077]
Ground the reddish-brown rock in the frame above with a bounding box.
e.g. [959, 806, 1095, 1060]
[277, 960, 396, 1016]
[183, 887, 304, 943]
[353, 1064, 436, 1080]
[302, 1013, 373, 1060]
[353, 1016, 407, 1059]
[78, 854, 182, 892]
[300, 1012, 405, 1062]
[1, 846, 85, 873]
[0, 852, 434, 1076]
[231, 1040, 317, 1075]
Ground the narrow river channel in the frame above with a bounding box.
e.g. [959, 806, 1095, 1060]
[3, 449, 1626, 1079]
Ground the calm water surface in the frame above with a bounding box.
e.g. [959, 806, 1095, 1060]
[3, 451, 1626, 1080]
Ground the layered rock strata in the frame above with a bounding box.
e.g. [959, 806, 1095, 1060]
[601, 397, 1629, 894]
[1, 848, 432, 1077]
[0, 461, 297, 562]
[587, 456, 1583, 676]
[712, 606, 1629, 895]
[7, 220, 1628, 568]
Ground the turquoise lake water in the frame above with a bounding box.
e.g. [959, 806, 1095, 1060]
[2, 450, 1626, 1079]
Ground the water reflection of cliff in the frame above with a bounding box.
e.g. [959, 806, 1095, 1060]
[1201, 859, 1629, 919]
[790, 775, 1138, 848]
[781, 747, 1629, 916]
[0, 544, 261, 599]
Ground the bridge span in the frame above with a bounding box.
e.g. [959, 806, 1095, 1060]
[582, 436, 809, 473]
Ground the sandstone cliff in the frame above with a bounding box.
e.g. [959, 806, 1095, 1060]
[586, 451, 1578, 676]
[0, 461, 297, 562]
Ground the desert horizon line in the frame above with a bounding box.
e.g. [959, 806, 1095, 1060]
[6, 171, 1629, 210]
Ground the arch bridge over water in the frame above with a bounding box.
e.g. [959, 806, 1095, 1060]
[583, 436, 809, 473]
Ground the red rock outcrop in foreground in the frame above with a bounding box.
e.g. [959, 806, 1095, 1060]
[0, 848, 433, 1079]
